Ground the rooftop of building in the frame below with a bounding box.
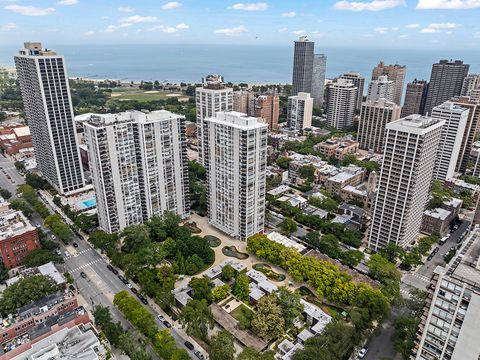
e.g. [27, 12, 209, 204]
[433, 101, 469, 114]
[328, 167, 363, 183]
[267, 185, 291, 197]
[339, 203, 366, 217]
[387, 114, 444, 133]
[208, 111, 267, 130]
[17, 42, 58, 57]
[0, 210, 35, 241]
[424, 207, 451, 220]
[6, 261, 65, 287]
[267, 231, 306, 253]
[83, 110, 184, 127]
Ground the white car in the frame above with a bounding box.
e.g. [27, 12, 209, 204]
[358, 348, 368, 359]
[64, 251, 70, 258]
[55, 249, 62, 256]
[126, 283, 133, 289]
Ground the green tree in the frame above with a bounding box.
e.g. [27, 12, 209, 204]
[340, 250, 364, 267]
[233, 273, 250, 301]
[0, 275, 58, 316]
[130, 349, 153, 360]
[298, 165, 316, 182]
[121, 224, 151, 253]
[113, 291, 157, 339]
[237, 347, 275, 360]
[9, 197, 33, 217]
[25, 173, 51, 190]
[275, 287, 304, 325]
[178, 299, 214, 341]
[23, 248, 63, 267]
[0, 188, 12, 199]
[251, 295, 285, 341]
[189, 277, 213, 301]
[171, 349, 191, 360]
[0, 263, 8, 283]
[276, 156, 291, 170]
[153, 329, 177, 359]
[89, 230, 118, 256]
[221, 264, 235, 281]
[279, 217, 297, 236]
[44, 214, 73, 243]
[209, 330, 235, 360]
[210, 284, 230, 302]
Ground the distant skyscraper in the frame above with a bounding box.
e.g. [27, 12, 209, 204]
[461, 73, 480, 96]
[371, 61, 406, 105]
[15, 42, 84, 194]
[451, 96, 480, 174]
[326, 79, 357, 130]
[292, 36, 314, 96]
[414, 237, 480, 360]
[424, 60, 470, 116]
[432, 101, 469, 181]
[357, 99, 401, 153]
[233, 90, 251, 114]
[368, 115, 444, 250]
[287, 92, 313, 131]
[195, 75, 233, 164]
[311, 54, 327, 108]
[250, 93, 280, 131]
[204, 111, 267, 241]
[401, 79, 428, 117]
[367, 75, 395, 102]
[84, 110, 189, 233]
[339, 72, 365, 111]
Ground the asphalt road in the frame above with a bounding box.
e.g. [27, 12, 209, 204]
[0, 153, 25, 193]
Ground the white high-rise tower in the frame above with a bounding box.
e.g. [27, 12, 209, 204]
[15, 42, 84, 194]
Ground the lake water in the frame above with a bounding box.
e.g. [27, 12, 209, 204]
[1, 44, 479, 84]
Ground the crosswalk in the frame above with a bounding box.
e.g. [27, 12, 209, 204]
[69, 258, 102, 273]
[410, 272, 430, 283]
[74, 248, 93, 257]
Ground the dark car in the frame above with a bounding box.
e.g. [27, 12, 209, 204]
[141, 297, 148, 305]
[184, 341, 194, 351]
[112, 268, 119, 275]
[163, 320, 171, 328]
[72, 242, 79, 248]
[107, 264, 114, 271]
[131, 288, 138, 294]
[80, 271, 87, 279]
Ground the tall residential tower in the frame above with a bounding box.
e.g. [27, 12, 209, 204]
[15, 42, 84, 194]
[401, 79, 428, 118]
[311, 54, 327, 108]
[371, 61, 406, 105]
[326, 79, 357, 130]
[292, 36, 314, 96]
[287, 92, 313, 131]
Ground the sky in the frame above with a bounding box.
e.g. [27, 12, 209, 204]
[0, 0, 480, 50]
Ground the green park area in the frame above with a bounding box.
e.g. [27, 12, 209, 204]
[109, 88, 190, 102]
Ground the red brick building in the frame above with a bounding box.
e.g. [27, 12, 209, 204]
[0, 210, 39, 269]
[0, 125, 33, 157]
[251, 93, 280, 131]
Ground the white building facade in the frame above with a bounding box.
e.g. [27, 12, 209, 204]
[326, 79, 358, 130]
[195, 75, 233, 164]
[367, 75, 395, 102]
[84, 110, 189, 233]
[14, 42, 84, 194]
[432, 101, 469, 181]
[204, 111, 268, 241]
[287, 92, 313, 131]
[368, 115, 444, 250]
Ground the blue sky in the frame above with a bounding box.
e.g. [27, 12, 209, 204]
[0, 0, 480, 50]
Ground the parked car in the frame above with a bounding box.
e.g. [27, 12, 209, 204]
[157, 314, 164, 321]
[126, 283, 133, 289]
[163, 320, 171, 328]
[118, 274, 125, 282]
[184, 341, 194, 351]
[51, 235, 56, 240]
[107, 264, 114, 272]
[80, 271, 87, 279]
[64, 251, 70, 258]
[131, 288, 138, 294]
[194, 350, 205, 360]
[358, 347, 368, 359]
[55, 249, 62, 256]
[72, 242, 79, 248]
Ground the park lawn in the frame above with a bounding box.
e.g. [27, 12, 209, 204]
[230, 304, 254, 324]
[109, 88, 189, 102]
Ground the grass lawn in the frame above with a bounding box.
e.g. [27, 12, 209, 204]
[230, 304, 254, 324]
[109, 88, 190, 102]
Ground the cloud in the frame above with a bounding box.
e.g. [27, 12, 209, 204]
[119, 15, 158, 26]
[57, 0, 78, 5]
[148, 23, 189, 32]
[417, 0, 480, 9]
[291, 30, 306, 35]
[282, 11, 296, 17]
[161, 1, 182, 10]
[278, 27, 288, 32]
[374, 26, 400, 34]
[334, 0, 405, 11]
[105, 25, 116, 33]
[475, 32, 480, 38]
[1, 22, 16, 31]
[421, 22, 460, 33]
[4, 5, 55, 16]
[118, 6, 134, 13]
[215, 25, 247, 35]
[406, 23, 421, 28]
[229, 2, 268, 11]
[84, 31, 95, 36]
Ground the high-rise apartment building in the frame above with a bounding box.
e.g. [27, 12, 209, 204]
[287, 92, 313, 131]
[339, 72, 365, 111]
[451, 96, 480, 173]
[424, 60, 470, 116]
[14, 42, 84, 194]
[401, 79, 428, 118]
[432, 102, 469, 181]
[204, 111, 267, 241]
[368, 115, 444, 250]
[413, 231, 480, 360]
[326, 79, 358, 130]
[250, 93, 280, 130]
[84, 110, 189, 233]
[311, 54, 327, 108]
[292, 36, 314, 96]
[357, 99, 401, 153]
[371, 61, 406, 105]
[233, 90, 251, 114]
[367, 75, 395, 102]
[195, 75, 233, 164]
[461, 73, 480, 96]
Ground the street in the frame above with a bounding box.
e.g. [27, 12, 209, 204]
[0, 152, 25, 194]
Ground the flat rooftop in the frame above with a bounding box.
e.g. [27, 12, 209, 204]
[0, 210, 35, 241]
